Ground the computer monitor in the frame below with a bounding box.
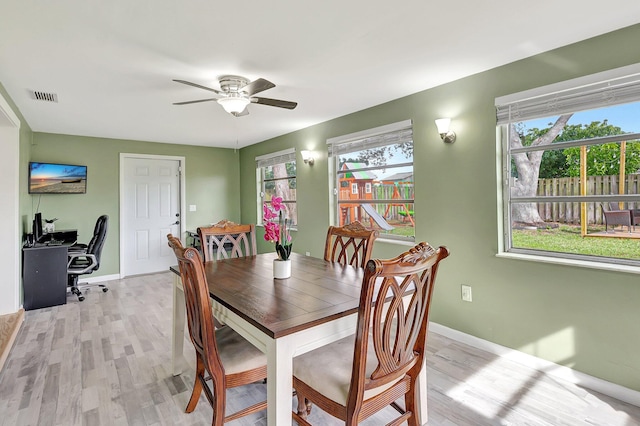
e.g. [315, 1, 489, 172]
[33, 212, 43, 243]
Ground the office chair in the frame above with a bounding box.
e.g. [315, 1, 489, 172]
[68, 215, 109, 302]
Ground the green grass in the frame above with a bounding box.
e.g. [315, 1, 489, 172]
[512, 225, 640, 260]
[377, 220, 415, 238]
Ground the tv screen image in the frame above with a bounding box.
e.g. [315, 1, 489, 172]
[29, 162, 87, 194]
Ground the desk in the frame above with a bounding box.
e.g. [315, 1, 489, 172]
[22, 244, 68, 310]
[171, 252, 428, 425]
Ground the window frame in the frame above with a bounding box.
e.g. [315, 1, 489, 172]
[496, 63, 640, 272]
[256, 148, 297, 229]
[327, 120, 415, 243]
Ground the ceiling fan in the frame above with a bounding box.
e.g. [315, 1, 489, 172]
[173, 75, 297, 117]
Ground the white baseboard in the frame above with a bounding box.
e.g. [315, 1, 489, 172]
[429, 322, 640, 408]
[79, 274, 120, 284]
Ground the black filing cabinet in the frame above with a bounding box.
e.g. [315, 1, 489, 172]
[22, 245, 68, 310]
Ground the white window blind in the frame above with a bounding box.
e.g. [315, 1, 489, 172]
[256, 148, 296, 168]
[327, 120, 413, 156]
[496, 64, 640, 125]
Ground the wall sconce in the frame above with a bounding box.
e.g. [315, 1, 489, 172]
[435, 118, 456, 144]
[301, 150, 315, 166]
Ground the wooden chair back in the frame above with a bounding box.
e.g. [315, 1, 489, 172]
[167, 233, 267, 424]
[323, 221, 379, 268]
[351, 243, 449, 413]
[167, 234, 224, 379]
[292, 242, 449, 425]
[197, 219, 257, 262]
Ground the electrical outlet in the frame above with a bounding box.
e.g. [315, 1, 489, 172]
[305, 251, 311, 256]
[461, 284, 472, 302]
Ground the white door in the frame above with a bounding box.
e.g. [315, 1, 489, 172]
[122, 156, 182, 276]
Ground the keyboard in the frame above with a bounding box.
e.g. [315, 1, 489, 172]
[46, 239, 64, 246]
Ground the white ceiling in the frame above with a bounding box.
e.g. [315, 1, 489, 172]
[1, 1, 639, 149]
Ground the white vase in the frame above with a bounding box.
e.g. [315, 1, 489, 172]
[273, 259, 291, 279]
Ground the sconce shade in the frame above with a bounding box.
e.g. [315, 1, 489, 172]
[301, 150, 315, 165]
[217, 96, 250, 114]
[435, 118, 451, 134]
[435, 118, 456, 144]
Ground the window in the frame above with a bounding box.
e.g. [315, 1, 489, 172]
[328, 120, 414, 241]
[496, 64, 640, 267]
[257, 148, 297, 227]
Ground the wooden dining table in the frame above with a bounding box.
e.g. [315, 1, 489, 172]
[171, 252, 428, 425]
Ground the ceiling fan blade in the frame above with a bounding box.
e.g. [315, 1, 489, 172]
[240, 78, 275, 96]
[173, 79, 222, 95]
[173, 98, 219, 105]
[231, 108, 250, 117]
[252, 97, 297, 110]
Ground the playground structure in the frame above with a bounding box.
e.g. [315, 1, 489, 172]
[338, 163, 414, 231]
[383, 182, 415, 226]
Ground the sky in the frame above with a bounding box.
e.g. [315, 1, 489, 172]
[523, 102, 640, 133]
[30, 162, 87, 179]
[341, 146, 413, 181]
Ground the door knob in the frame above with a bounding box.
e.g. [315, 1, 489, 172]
[173, 220, 180, 225]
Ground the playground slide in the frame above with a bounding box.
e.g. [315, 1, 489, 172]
[362, 204, 394, 231]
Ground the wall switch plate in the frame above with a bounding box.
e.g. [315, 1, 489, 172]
[189, 205, 196, 212]
[461, 284, 472, 302]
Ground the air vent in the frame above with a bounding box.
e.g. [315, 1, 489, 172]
[30, 90, 58, 103]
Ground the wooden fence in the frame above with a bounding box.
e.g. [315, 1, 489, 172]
[373, 184, 414, 220]
[536, 173, 640, 224]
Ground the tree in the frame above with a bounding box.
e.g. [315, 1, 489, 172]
[339, 142, 413, 168]
[511, 117, 640, 225]
[510, 114, 572, 224]
[515, 124, 571, 179]
[266, 162, 298, 226]
[562, 121, 640, 176]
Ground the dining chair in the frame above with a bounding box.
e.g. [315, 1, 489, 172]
[292, 242, 450, 425]
[167, 234, 267, 425]
[323, 221, 379, 268]
[197, 219, 257, 262]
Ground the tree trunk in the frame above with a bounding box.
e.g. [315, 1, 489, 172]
[272, 164, 298, 226]
[510, 114, 572, 225]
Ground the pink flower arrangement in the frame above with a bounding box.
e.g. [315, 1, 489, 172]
[263, 196, 292, 260]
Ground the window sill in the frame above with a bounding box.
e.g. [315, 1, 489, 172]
[496, 252, 640, 275]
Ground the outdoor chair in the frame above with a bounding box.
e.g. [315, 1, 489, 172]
[601, 202, 632, 233]
[632, 208, 640, 229]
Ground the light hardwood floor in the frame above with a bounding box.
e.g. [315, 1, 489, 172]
[0, 272, 639, 426]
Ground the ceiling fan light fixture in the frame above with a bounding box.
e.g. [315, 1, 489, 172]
[217, 96, 250, 114]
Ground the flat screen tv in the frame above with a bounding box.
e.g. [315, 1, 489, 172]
[28, 162, 87, 194]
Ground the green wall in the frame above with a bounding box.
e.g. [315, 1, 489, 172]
[29, 133, 241, 277]
[239, 24, 640, 391]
